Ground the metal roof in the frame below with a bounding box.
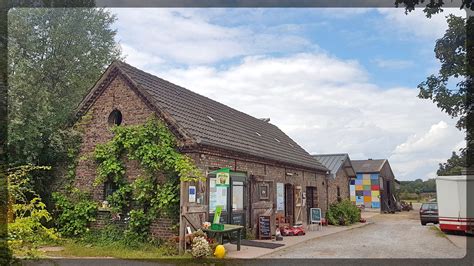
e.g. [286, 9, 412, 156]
[352, 159, 386, 173]
[312, 153, 355, 178]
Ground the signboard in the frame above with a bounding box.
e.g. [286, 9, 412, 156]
[214, 168, 230, 187]
[213, 205, 223, 224]
[310, 208, 322, 224]
[188, 186, 196, 203]
[276, 183, 284, 211]
[258, 215, 271, 239]
[209, 178, 227, 212]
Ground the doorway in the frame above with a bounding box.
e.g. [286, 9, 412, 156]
[284, 184, 294, 224]
[306, 186, 318, 223]
[208, 173, 247, 226]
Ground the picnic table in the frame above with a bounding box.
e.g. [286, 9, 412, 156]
[202, 224, 244, 251]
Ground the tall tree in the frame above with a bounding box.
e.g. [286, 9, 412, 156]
[396, 1, 473, 171]
[8, 8, 121, 167]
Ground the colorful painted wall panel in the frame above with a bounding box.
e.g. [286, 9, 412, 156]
[350, 173, 381, 209]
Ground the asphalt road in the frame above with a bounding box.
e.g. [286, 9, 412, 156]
[263, 210, 467, 259]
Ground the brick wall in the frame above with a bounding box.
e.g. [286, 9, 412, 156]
[75, 74, 154, 201]
[327, 169, 350, 206]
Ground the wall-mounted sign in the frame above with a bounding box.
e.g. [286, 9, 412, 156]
[188, 185, 196, 203]
[213, 168, 230, 187]
[276, 183, 284, 211]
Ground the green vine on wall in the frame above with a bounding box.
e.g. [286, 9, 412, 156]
[93, 117, 204, 240]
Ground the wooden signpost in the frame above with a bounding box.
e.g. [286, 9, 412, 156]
[258, 215, 271, 240]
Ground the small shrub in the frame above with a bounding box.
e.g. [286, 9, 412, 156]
[326, 199, 360, 226]
[52, 190, 98, 237]
[191, 236, 211, 258]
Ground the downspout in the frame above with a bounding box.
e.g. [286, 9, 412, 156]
[325, 171, 330, 211]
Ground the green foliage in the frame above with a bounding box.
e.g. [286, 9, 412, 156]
[437, 150, 466, 176]
[8, 8, 121, 166]
[399, 178, 437, 194]
[52, 190, 98, 237]
[326, 199, 360, 226]
[7, 8, 121, 208]
[93, 117, 203, 239]
[418, 15, 467, 130]
[7, 165, 58, 256]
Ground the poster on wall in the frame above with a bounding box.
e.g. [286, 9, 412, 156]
[213, 168, 230, 187]
[209, 178, 227, 212]
[276, 183, 284, 211]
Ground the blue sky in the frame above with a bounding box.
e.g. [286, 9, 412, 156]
[111, 8, 466, 180]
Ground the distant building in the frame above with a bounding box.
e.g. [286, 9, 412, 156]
[351, 159, 398, 212]
[312, 154, 356, 206]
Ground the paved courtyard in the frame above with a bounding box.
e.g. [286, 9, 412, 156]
[262, 210, 468, 259]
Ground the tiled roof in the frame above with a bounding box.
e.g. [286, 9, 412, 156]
[79, 61, 328, 172]
[352, 159, 386, 173]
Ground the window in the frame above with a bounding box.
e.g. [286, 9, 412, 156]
[337, 186, 341, 202]
[104, 179, 117, 199]
[108, 109, 122, 126]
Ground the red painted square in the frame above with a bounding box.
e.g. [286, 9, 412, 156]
[371, 185, 379, 191]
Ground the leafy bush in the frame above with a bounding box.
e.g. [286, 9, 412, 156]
[7, 165, 58, 258]
[326, 199, 360, 226]
[52, 189, 98, 237]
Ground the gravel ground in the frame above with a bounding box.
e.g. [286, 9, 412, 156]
[263, 210, 467, 258]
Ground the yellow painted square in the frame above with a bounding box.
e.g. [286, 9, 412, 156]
[363, 179, 371, 185]
[371, 191, 380, 197]
[364, 196, 371, 202]
[350, 196, 356, 202]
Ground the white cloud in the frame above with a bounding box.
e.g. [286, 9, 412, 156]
[151, 53, 464, 181]
[372, 58, 415, 69]
[377, 8, 466, 40]
[112, 8, 316, 65]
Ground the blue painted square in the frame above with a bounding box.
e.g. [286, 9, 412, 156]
[371, 202, 380, 208]
[355, 179, 362, 185]
[356, 174, 363, 180]
[350, 179, 355, 185]
[370, 173, 379, 179]
[363, 190, 371, 196]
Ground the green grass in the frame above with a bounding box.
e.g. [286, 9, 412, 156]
[42, 239, 192, 259]
[429, 226, 447, 238]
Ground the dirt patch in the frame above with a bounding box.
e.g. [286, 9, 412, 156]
[38, 246, 65, 252]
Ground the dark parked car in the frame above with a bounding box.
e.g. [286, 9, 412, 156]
[419, 202, 438, 226]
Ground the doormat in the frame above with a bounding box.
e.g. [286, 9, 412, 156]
[240, 240, 285, 249]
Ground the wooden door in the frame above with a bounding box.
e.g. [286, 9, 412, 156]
[294, 186, 303, 224]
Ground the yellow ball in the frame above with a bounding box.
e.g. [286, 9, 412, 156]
[214, 244, 226, 258]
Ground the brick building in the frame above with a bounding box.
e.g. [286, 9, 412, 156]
[73, 61, 329, 239]
[312, 154, 356, 206]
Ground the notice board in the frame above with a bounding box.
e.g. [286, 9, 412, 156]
[258, 215, 271, 240]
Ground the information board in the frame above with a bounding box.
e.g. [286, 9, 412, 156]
[258, 215, 271, 239]
[310, 208, 322, 224]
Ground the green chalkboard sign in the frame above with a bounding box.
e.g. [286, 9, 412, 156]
[310, 208, 322, 223]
